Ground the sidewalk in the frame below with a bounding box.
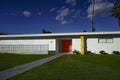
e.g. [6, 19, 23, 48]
[0, 54, 64, 80]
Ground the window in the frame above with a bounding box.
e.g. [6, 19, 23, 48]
[107, 38, 113, 43]
[98, 38, 113, 43]
[99, 39, 106, 43]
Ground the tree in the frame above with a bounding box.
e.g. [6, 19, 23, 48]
[111, 0, 120, 27]
[0, 32, 8, 35]
[42, 29, 46, 33]
[83, 30, 86, 32]
[42, 29, 52, 33]
[92, 27, 96, 32]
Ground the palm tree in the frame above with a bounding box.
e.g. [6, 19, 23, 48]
[111, 0, 120, 27]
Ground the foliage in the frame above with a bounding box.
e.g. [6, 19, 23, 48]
[99, 50, 108, 54]
[92, 27, 96, 32]
[113, 51, 120, 55]
[111, 0, 120, 27]
[85, 51, 94, 55]
[83, 30, 86, 32]
[42, 29, 52, 33]
[0, 32, 8, 35]
[73, 49, 80, 54]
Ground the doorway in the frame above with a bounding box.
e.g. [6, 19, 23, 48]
[61, 40, 71, 52]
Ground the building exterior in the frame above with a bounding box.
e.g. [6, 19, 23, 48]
[0, 31, 120, 54]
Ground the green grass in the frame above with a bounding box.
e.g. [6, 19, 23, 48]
[9, 54, 120, 80]
[10, 55, 120, 80]
[0, 53, 52, 71]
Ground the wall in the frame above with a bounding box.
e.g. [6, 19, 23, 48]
[0, 39, 56, 54]
[87, 38, 120, 54]
[72, 38, 81, 52]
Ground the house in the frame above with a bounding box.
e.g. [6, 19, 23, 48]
[0, 31, 120, 54]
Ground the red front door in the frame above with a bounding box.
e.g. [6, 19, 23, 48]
[62, 40, 71, 52]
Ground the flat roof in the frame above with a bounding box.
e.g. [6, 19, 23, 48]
[0, 31, 120, 39]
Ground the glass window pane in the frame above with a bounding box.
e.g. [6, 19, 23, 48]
[107, 39, 113, 43]
[99, 39, 106, 43]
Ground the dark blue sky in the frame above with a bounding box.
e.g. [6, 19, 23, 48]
[0, 0, 119, 34]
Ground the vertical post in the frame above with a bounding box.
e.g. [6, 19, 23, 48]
[92, 0, 95, 32]
[81, 36, 85, 55]
[56, 39, 59, 53]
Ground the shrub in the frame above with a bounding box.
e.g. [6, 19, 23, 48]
[73, 50, 80, 54]
[113, 51, 120, 55]
[99, 50, 108, 55]
[85, 51, 94, 55]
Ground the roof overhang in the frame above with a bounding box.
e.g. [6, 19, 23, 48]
[0, 31, 120, 40]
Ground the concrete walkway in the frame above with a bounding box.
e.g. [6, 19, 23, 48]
[0, 54, 64, 80]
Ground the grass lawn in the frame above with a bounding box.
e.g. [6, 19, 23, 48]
[9, 54, 120, 80]
[0, 53, 52, 71]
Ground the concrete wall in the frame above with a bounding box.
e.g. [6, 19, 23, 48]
[87, 38, 120, 54]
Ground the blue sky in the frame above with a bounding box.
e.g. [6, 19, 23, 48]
[0, 0, 119, 34]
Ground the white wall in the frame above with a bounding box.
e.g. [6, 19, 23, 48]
[72, 39, 81, 52]
[1, 37, 119, 54]
[87, 38, 120, 54]
[0, 39, 56, 54]
[0, 39, 56, 51]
